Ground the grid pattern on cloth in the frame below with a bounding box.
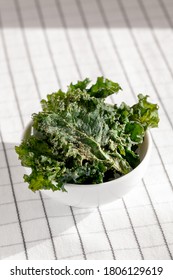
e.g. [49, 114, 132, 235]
[0, 0, 173, 260]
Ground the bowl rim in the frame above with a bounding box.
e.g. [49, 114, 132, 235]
[23, 120, 152, 189]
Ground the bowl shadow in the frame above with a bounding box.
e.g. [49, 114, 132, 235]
[0, 142, 91, 259]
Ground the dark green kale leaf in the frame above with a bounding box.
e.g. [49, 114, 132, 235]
[15, 77, 159, 192]
[68, 78, 91, 91]
[88, 76, 122, 98]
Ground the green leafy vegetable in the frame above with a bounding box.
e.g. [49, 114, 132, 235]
[15, 77, 159, 192]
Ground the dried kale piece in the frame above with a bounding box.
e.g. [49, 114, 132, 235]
[15, 77, 159, 192]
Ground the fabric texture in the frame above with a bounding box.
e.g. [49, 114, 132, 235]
[0, 0, 173, 260]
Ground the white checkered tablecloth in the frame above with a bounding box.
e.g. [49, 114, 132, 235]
[0, 0, 173, 260]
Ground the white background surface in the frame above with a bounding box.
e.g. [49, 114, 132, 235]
[0, 0, 173, 260]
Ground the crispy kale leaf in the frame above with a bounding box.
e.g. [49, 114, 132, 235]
[15, 77, 159, 192]
[88, 76, 122, 98]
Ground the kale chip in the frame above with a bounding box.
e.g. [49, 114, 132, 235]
[15, 77, 159, 192]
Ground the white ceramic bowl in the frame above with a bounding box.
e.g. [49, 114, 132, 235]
[23, 121, 152, 208]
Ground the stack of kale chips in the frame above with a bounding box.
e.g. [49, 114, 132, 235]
[15, 77, 159, 192]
